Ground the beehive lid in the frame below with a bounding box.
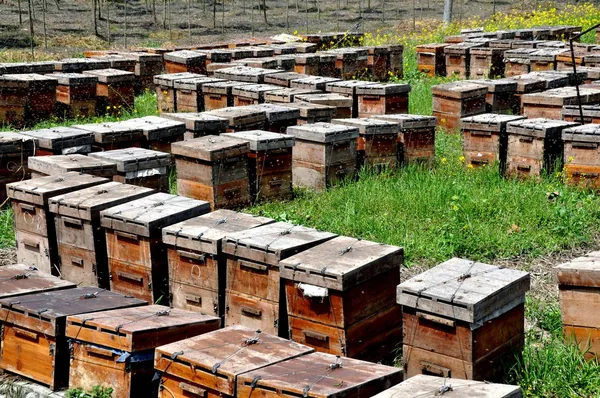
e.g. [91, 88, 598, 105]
[295, 93, 353, 107]
[331, 118, 399, 136]
[514, 28, 535, 40]
[470, 78, 517, 93]
[508, 76, 547, 94]
[223, 130, 295, 151]
[72, 122, 145, 143]
[89, 148, 171, 172]
[48, 181, 154, 221]
[93, 55, 137, 69]
[371, 114, 438, 129]
[163, 209, 274, 254]
[511, 40, 542, 49]
[536, 40, 566, 49]
[236, 58, 278, 69]
[562, 124, 600, 143]
[470, 47, 504, 55]
[554, 251, 600, 287]
[51, 72, 98, 86]
[120, 52, 163, 63]
[0, 132, 37, 153]
[222, 221, 337, 265]
[206, 107, 267, 128]
[238, 351, 404, 398]
[161, 112, 229, 134]
[202, 80, 252, 94]
[100, 193, 210, 237]
[0, 62, 30, 75]
[55, 58, 111, 72]
[444, 42, 485, 54]
[173, 76, 224, 91]
[461, 114, 526, 132]
[0, 287, 146, 337]
[495, 30, 517, 40]
[154, 326, 315, 396]
[171, 135, 249, 162]
[294, 42, 318, 53]
[507, 118, 579, 139]
[196, 49, 233, 62]
[528, 49, 564, 61]
[324, 80, 376, 95]
[466, 38, 499, 47]
[294, 53, 320, 64]
[228, 48, 254, 59]
[0, 73, 58, 88]
[518, 72, 568, 89]
[290, 76, 343, 91]
[153, 72, 204, 88]
[7, 172, 108, 206]
[279, 236, 402, 291]
[82, 68, 135, 84]
[27, 154, 117, 177]
[245, 46, 275, 57]
[163, 50, 207, 64]
[264, 88, 321, 102]
[120, 116, 186, 141]
[355, 82, 411, 95]
[372, 375, 522, 398]
[504, 48, 537, 58]
[397, 257, 530, 323]
[522, 87, 600, 106]
[0, 264, 75, 299]
[317, 52, 338, 62]
[214, 66, 283, 83]
[66, 305, 220, 352]
[241, 104, 301, 123]
[266, 44, 297, 55]
[264, 72, 310, 87]
[232, 83, 281, 99]
[489, 39, 515, 49]
[416, 43, 451, 51]
[430, 81, 487, 99]
[562, 104, 600, 118]
[20, 126, 94, 151]
[287, 122, 359, 143]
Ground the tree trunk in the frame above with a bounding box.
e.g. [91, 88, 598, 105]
[286, 0, 289, 29]
[443, 0, 452, 24]
[28, 0, 34, 59]
[251, 0, 254, 36]
[163, 0, 167, 28]
[381, 0, 384, 21]
[124, 0, 128, 47]
[262, 0, 267, 24]
[304, 0, 307, 34]
[18, 0, 23, 26]
[188, 0, 192, 41]
[222, 0, 225, 33]
[42, 0, 47, 48]
[152, 0, 156, 22]
[107, 0, 111, 45]
[92, 0, 98, 35]
[213, 0, 216, 28]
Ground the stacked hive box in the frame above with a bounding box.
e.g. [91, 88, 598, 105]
[121, 52, 163, 93]
[232, 84, 281, 106]
[290, 76, 342, 91]
[432, 81, 487, 130]
[121, 116, 186, 153]
[55, 58, 110, 73]
[207, 106, 267, 132]
[416, 43, 450, 77]
[236, 58, 278, 69]
[163, 50, 207, 74]
[397, 258, 530, 381]
[73, 122, 145, 151]
[8, 173, 108, 275]
[53, 73, 98, 118]
[223, 130, 295, 202]
[0, 264, 75, 299]
[367, 45, 392, 81]
[0, 133, 36, 202]
[521, 87, 600, 120]
[554, 252, 600, 359]
[93, 54, 137, 72]
[285, 102, 336, 124]
[529, 49, 563, 71]
[506, 118, 579, 177]
[274, 55, 297, 71]
[101, 193, 210, 303]
[241, 103, 300, 133]
[355, 83, 411, 118]
[264, 72, 310, 88]
[287, 123, 359, 191]
[0, 61, 55, 75]
[28, 154, 117, 178]
[388, 44, 404, 78]
[21, 126, 94, 156]
[163, 210, 273, 322]
[48, 182, 154, 288]
[198, 49, 233, 66]
[503, 48, 536, 77]
[0, 74, 57, 128]
[154, 325, 315, 398]
[89, 148, 171, 191]
[294, 54, 320, 75]
[280, 236, 402, 361]
[296, 93, 353, 119]
[83, 69, 136, 115]
[444, 42, 484, 78]
[470, 47, 505, 78]
[556, 50, 585, 71]
[237, 351, 404, 398]
[154, 72, 203, 113]
[214, 66, 282, 84]
[317, 53, 337, 77]
[326, 48, 369, 80]
[203, 81, 251, 110]
[473, 79, 518, 114]
[562, 104, 600, 123]
[172, 136, 251, 209]
[0, 288, 146, 390]
[162, 112, 229, 140]
[173, 76, 224, 112]
[508, 75, 547, 115]
[67, 305, 220, 397]
[561, 124, 600, 188]
[325, 80, 376, 118]
[222, 222, 336, 335]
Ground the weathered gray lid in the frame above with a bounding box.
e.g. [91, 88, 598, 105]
[164, 50, 207, 64]
[554, 251, 600, 287]
[355, 83, 411, 95]
[283, 102, 337, 118]
[331, 118, 399, 136]
[195, 49, 233, 62]
[512, 72, 568, 90]
[214, 66, 283, 83]
[100, 193, 210, 237]
[504, 48, 538, 58]
[528, 48, 564, 61]
[153, 72, 204, 88]
[51, 72, 98, 86]
[431, 81, 487, 99]
[206, 107, 267, 127]
[222, 130, 295, 151]
[71, 121, 144, 143]
[370, 114, 438, 129]
[266, 44, 298, 55]
[295, 93, 353, 107]
[290, 76, 343, 90]
[264, 88, 322, 102]
[521, 87, 600, 106]
[397, 257, 530, 323]
[171, 135, 249, 162]
[20, 126, 94, 150]
[461, 114, 526, 131]
[264, 72, 311, 87]
[89, 148, 171, 172]
[469, 78, 517, 93]
[0, 73, 58, 88]
[173, 77, 224, 91]
[507, 118, 580, 138]
[161, 112, 229, 133]
[287, 122, 359, 143]
[232, 84, 281, 99]
[27, 154, 117, 177]
[202, 80, 252, 94]
[55, 58, 111, 72]
[0, 263, 76, 298]
[324, 80, 377, 95]
[82, 68, 135, 84]
[120, 116, 186, 141]
[562, 123, 600, 143]
[562, 104, 600, 118]
[293, 53, 319, 64]
[0, 132, 37, 153]
[241, 104, 300, 122]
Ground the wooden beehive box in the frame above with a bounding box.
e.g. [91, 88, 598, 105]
[514, 28, 535, 40]
[120, 52, 163, 93]
[397, 257, 530, 381]
[153, 72, 204, 113]
[324, 48, 369, 80]
[72, 121, 145, 151]
[584, 53, 600, 68]
[93, 54, 137, 72]
[0, 74, 58, 128]
[163, 50, 207, 75]
[223, 130, 295, 202]
[0, 61, 55, 75]
[222, 222, 336, 335]
[508, 75, 547, 114]
[317, 52, 338, 77]
[264, 72, 310, 88]
[52, 73, 98, 119]
[561, 124, 600, 188]
[100, 193, 210, 302]
[265, 88, 322, 104]
[172, 136, 251, 209]
[8, 172, 109, 275]
[240, 103, 300, 133]
[172, 76, 225, 113]
[207, 106, 267, 132]
[554, 251, 600, 359]
[324, 80, 376, 118]
[562, 104, 600, 124]
[506, 118, 579, 177]
[83, 69, 135, 115]
[162, 112, 229, 140]
[536, 40, 566, 50]
[246, 46, 275, 58]
[285, 102, 336, 125]
[295, 93, 353, 119]
[89, 148, 171, 191]
[416, 43, 450, 77]
[0, 287, 146, 390]
[287, 122, 358, 191]
[528, 49, 561, 72]
[372, 375, 523, 398]
[154, 325, 314, 398]
[232, 83, 282, 106]
[521, 87, 600, 120]
[48, 182, 154, 288]
[366, 45, 391, 81]
[444, 42, 484, 78]
[290, 76, 342, 91]
[470, 47, 505, 78]
[518, 71, 569, 90]
[0, 263, 75, 299]
[268, 44, 297, 55]
[202, 80, 252, 110]
[163, 210, 273, 321]
[355, 83, 411, 118]
[237, 351, 404, 398]
[489, 39, 515, 49]
[215, 66, 283, 84]
[20, 126, 94, 156]
[432, 81, 487, 131]
[197, 49, 233, 65]
[331, 118, 399, 170]
[556, 50, 585, 71]
[472, 78, 517, 113]
[294, 54, 320, 76]
[274, 55, 297, 71]
[66, 305, 219, 398]
[236, 58, 278, 69]
[55, 58, 111, 73]
[387, 44, 404, 78]
[461, 114, 526, 173]
[280, 236, 402, 360]
[121, 116, 185, 153]
[0, 132, 36, 199]
[28, 154, 117, 179]
[503, 48, 536, 77]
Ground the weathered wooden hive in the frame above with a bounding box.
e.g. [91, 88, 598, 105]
[472, 78, 517, 113]
[240, 103, 300, 133]
[202, 80, 252, 110]
[521, 87, 600, 120]
[0, 73, 57, 128]
[153, 72, 204, 113]
[317, 52, 337, 77]
[432, 81, 487, 130]
[232, 83, 282, 106]
[120, 52, 163, 93]
[416, 43, 450, 77]
[293, 53, 320, 76]
[196, 49, 233, 65]
[163, 50, 207, 75]
[236, 57, 278, 69]
[20, 126, 93, 156]
[469, 47, 505, 78]
[397, 258, 530, 381]
[284, 102, 336, 124]
[444, 42, 485, 78]
[71, 121, 145, 151]
[324, 80, 376, 118]
[503, 48, 536, 77]
[214, 66, 283, 84]
[355, 83, 411, 118]
[0, 132, 36, 202]
[366, 45, 392, 81]
[562, 104, 600, 124]
[172, 76, 224, 113]
[161, 112, 229, 140]
[264, 72, 310, 88]
[83, 69, 136, 115]
[55, 58, 110, 73]
[556, 50, 586, 71]
[274, 55, 297, 71]
[53, 73, 98, 118]
[121, 116, 185, 153]
[28, 154, 116, 179]
[295, 93, 353, 119]
[0, 263, 75, 299]
[206, 106, 267, 132]
[92, 54, 137, 72]
[561, 124, 600, 188]
[290, 76, 342, 92]
[323, 48, 369, 80]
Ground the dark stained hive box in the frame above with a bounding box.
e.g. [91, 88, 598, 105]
[214, 66, 283, 84]
[235, 58, 278, 69]
[223, 130, 295, 202]
[172, 136, 251, 209]
[503, 48, 536, 77]
[240, 103, 300, 133]
[295, 93, 353, 119]
[366, 45, 392, 81]
[416, 43, 450, 77]
[100, 193, 210, 302]
[489, 39, 516, 49]
[432, 81, 487, 130]
[83, 69, 136, 115]
[206, 106, 267, 132]
[264, 72, 311, 88]
[0, 263, 75, 299]
[202, 80, 253, 110]
[280, 236, 402, 361]
[293, 54, 320, 76]
[72, 121, 145, 151]
[274, 55, 297, 71]
[0, 132, 36, 198]
[20, 126, 94, 156]
[196, 49, 234, 65]
[444, 42, 485, 78]
[154, 325, 314, 398]
[521, 87, 600, 120]
[163, 210, 273, 322]
[355, 83, 411, 118]
[325, 80, 376, 118]
[285, 102, 336, 125]
[472, 78, 518, 113]
[387, 44, 404, 78]
[267, 44, 298, 55]
[121, 116, 186, 153]
[92, 54, 137, 72]
[232, 83, 282, 106]
[528, 49, 563, 72]
[290, 76, 342, 91]
[222, 222, 336, 335]
[0, 287, 146, 390]
[66, 305, 219, 398]
[0, 61, 55, 75]
[264, 88, 322, 104]
[556, 50, 585, 71]
[55, 58, 111, 73]
[323, 48, 369, 80]
[294, 41, 320, 53]
[237, 351, 404, 398]
[163, 50, 207, 75]
[470, 47, 505, 78]
[245, 46, 275, 58]
[515, 71, 569, 90]
[173, 76, 225, 113]
[514, 28, 535, 41]
[119, 52, 163, 93]
[28, 154, 117, 179]
[317, 53, 338, 78]
[397, 258, 530, 381]
[287, 123, 359, 191]
[562, 104, 600, 124]
[153, 72, 204, 113]
[48, 182, 154, 288]
[507, 74, 548, 114]
[89, 148, 171, 191]
[8, 172, 109, 275]
[561, 124, 600, 188]
[161, 112, 229, 140]
[52, 73, 98, 119]
[0, 73, 58, 128]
